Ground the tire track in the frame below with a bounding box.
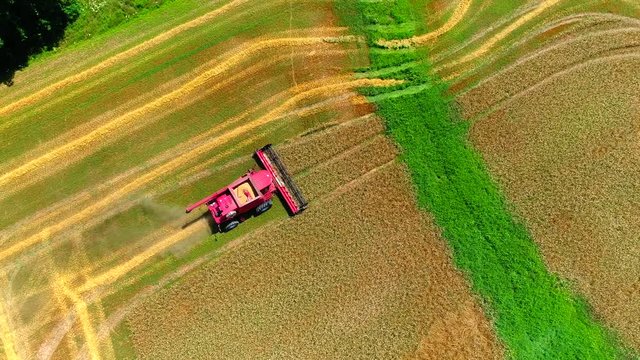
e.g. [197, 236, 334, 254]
[377, 0, 472, 48]
[0, 0, 250, 117]
[0, 35, 357, 199]
[57, 280, 102, 360]
[0, 78, 400, 263]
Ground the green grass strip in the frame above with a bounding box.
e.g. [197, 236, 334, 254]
[365, 83, 431, 102]
[336, 1, 632, 359]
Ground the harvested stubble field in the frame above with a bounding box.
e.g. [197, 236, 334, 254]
[419, 0, 640, 353]
[0, 0, 504, 359]
[127, 151, 502, 360]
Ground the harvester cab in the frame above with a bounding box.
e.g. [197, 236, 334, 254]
[185, 144, 308, 232]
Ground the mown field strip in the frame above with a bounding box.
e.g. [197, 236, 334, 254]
[377, 0, 472, 48]
[0, 47, 348, 187]
[0, 6, 347, 144]
[0, 36, 358, 199]
[437, 0, 562, 71]
[0, 0, 250, 117]
[0, 78, 399, 263]
[0, 0, 312, 135]
[79, 221, 209, 293]
[429, 1, 538, 65]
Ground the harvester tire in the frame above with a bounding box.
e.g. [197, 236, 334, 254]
[222, 220, 240, 232]
[255, 200, 272, 215]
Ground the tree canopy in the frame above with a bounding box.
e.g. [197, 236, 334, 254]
[0, 0, 78, 85]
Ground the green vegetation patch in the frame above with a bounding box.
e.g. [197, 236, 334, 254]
[63, 0, 176, 45]
[336, 0, 632, 359]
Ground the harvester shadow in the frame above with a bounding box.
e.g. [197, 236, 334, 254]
[181, 211, 219, 235]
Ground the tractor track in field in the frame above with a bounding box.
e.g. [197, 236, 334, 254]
[0, 0, 251, 117]
[0, 281, 21, 360]
[459, 25, 640, 118]
[437, 0, 562, 72]
[0, 34, 359, 199]
[0, 78, 400, 264]
[471, 52, 640, 122]
[377, 0, 472, 48]
[38, 114, 388, 359]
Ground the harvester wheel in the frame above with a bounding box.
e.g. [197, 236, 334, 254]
[222, 220, 240, 232]
[255, 200, 272, 215]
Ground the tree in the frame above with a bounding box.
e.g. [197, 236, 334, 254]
[0, 0, 79, 85]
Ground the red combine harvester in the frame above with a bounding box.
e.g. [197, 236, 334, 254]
[185, 144, 308, 232]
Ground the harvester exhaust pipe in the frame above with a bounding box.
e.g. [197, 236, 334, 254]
[255, 144, 308, 215]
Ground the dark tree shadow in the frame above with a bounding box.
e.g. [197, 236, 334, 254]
[0, 0, 80, 85]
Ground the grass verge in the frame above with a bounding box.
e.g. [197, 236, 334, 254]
[336, 1, 633, 359]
